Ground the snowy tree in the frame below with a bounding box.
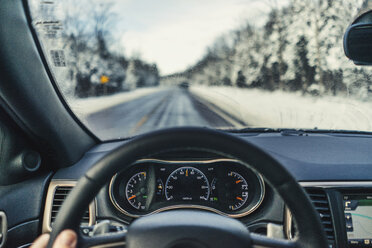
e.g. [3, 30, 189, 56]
[293, 35, 316, 94]
[181, 0, 371, 99]
[262, 4, 289, 90]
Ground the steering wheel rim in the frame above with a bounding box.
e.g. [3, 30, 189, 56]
[47, 127, 328, 248]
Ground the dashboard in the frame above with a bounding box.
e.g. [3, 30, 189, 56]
[109, 159, 265, 218]
[6, 131, 372, 247]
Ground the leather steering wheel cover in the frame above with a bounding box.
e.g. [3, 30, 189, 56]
[47, 127, 328, 248]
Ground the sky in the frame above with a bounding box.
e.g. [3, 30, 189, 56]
[110, 0, 283, 75]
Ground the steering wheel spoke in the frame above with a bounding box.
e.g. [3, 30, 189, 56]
[251, 233, 298, 248]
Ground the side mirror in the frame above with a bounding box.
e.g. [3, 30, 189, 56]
[344, 10, 372, 65]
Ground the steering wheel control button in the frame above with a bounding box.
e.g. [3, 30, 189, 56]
[81, 226, 92, 236]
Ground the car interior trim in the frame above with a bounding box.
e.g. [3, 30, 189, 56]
[0, 211, 7, 248]
[7, 219, 39, 233]
[284, 207, 293, 240]
[299, 181, 372, 188]
[90, 242, 127, 248]
[18, 244, 33, 248]
[42, 180, 96, 233]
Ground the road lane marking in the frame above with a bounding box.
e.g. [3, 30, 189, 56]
[134, 116, 149, 130]
[129, 93, 171, 135]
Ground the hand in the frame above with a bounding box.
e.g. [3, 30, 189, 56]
[30, 230, 77, 248]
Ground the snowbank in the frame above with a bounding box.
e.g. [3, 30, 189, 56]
[191, 86, 372, 131]
[69, 87, 163, 117]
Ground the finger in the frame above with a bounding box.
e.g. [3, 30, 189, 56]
[30, 233, 50, 248]
[53, 230, 77, 248]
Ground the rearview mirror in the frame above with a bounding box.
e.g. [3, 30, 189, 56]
[344, 10, 372, 65]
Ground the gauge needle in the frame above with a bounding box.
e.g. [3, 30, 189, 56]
[236, 197, 243, 201]
[128, 195, 136, 200]
[235, 180, 242, 184]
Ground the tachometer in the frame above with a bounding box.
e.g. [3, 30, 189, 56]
[125, 172, 148, 210]
[225, 171, 249, 210]
[165, 167, 210, 201]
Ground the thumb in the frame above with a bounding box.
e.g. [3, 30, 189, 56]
[53, 230, 77, 248]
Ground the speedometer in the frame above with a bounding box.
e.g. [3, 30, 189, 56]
[165, 167, 210, 201]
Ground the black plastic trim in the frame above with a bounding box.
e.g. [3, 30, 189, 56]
[6, 219, 39, 248]
[21, 0, 99, 143]
[0, 0, 96, 168]
[0, 172, 52, 229]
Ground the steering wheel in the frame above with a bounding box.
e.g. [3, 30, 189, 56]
[47, 127, 328, 248]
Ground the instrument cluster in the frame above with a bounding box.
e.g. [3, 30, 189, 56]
[109, 159, 265, 218]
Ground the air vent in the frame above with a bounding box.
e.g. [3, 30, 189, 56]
[305, 188, 335, 246]
[51, 186, 90, 225]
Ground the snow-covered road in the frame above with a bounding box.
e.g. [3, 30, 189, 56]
[67, 85, 372, 140]
[82, 87, 233, 139]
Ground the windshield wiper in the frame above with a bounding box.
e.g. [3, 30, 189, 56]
[228, 127, 372, 136]
[227, 127, 308, 136]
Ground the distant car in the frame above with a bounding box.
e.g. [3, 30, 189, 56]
[178, 81, 189, 89]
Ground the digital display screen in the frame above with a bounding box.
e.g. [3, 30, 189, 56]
[344, 195, 372, 247]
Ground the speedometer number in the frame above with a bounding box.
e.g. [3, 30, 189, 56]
[165, 167, 210, 201]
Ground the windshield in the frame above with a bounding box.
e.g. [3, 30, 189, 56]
[28, 0, 371, 140]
